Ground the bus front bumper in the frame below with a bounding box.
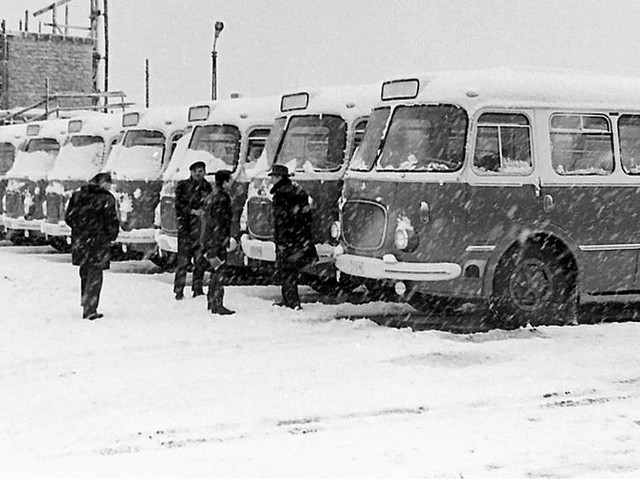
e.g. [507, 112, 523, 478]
[155, 231, 177, 253]
[116, 228, 157, 245]
[241, 235, 276, 262]
[335, 253, 461, 282]
[3, 216, 44, 232]
[241, 235, 337, 264]
[41, 222, 71, 237]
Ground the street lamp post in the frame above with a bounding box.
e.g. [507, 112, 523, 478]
[211, 21, 224, 101]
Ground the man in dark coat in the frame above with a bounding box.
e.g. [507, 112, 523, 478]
[201, 170, 234, 315]
[173, 161, 212, 300]
[269, 164, 318, 310]
[64, 172, 120, 320]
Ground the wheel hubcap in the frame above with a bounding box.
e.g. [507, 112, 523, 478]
[509, 258, 553, 311]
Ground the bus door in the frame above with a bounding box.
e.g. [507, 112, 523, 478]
[541, 112, 636, 293]
[466, 112, 542, 255]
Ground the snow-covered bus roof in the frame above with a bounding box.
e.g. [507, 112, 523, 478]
[0, 123, 28, 147]
[5, 118, 69, 181]
[122, 105, 198, 136]
[378, 68, 640, 112]
[279, 83, 380, 122]
[163, 96, 279, 181]
[26, 118, 70, 142]
[66, 111, 123, 139]
[47, 113, 123, 182]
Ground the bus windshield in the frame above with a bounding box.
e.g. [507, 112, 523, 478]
[350, 108, 390, 171]
[276, 114, 347, 172]
[112, 129, 166, 177]
[189, 125, 241, 168]
[26, 138, 60, 155]
[378, 104, 468, 172]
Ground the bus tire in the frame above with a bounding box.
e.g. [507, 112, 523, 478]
[490, 244, 577, 330]
[49, 237, 71, 253]
[149, 250, 177, 272]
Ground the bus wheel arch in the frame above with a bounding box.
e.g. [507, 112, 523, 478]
[488, 233, 578, 329]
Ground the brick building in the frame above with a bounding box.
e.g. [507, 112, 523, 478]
[0, 30, 94, 110]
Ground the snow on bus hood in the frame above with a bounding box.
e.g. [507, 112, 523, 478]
[47, 143, 104, 181]
[6, 151, 57, 181]
[243, 149, 270, 180]
[108, 145, 164, 181]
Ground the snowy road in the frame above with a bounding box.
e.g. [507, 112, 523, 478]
[1, 245, 640, 478]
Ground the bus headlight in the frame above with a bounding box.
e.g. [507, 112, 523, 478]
[395, 229, 409, 249]
[394, 227, 419, 251]
[154, 203, 161, 227]
[330, 221, 341, 240]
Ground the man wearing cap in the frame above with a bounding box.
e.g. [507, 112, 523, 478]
[201, 170, 235, 315]
[65, 172, 120, 320]
[173, 161, 212, 300]
[269, 164, 318, 310]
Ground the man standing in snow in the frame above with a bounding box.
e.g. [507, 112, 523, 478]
[201, 170, 235, 315]
[64, 172, 120, 320]
[269, 164, 317, 310]
[173, 161, 212, 300]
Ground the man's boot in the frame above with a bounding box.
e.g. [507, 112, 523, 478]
[211, 289, 234, 315]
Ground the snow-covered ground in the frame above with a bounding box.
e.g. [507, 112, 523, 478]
[1, 246, 640, 478]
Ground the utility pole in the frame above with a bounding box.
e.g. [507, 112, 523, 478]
[211, 21, 224, 101]
[145, 59, 150, 107]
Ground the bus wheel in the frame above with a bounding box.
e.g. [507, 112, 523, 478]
[490, 245, 577, 329]
[149, 250, 177, 272]
[49, 237, 71, 253]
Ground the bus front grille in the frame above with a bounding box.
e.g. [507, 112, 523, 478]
[160, 197, 177, 234]
[342, 200, 387, 250]
[46, 193, 62, 223]
[247, 197, 274, 240]
[4, 191, 22, 218]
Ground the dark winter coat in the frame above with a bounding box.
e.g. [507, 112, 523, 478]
[175, 177, 213, 240]
[270, 177, 318, 270]
[64, 183, 120, 269]
[201, 186, 232, 263]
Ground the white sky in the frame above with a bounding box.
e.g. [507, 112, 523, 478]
[2, 0, 639, 107]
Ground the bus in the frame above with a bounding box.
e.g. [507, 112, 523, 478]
[241, 84, 377, 290]
[335, 69, 640, 329]
[0, 123, 27, 238]
[41, 113, 122, 251]
[155, 96, 277, 274]
[3, 119, 68, 243]
[103, 105, 204, 259]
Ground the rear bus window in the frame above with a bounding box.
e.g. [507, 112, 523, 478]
[550, 114, 613, 175]
[618, 115, 640, 175]
[473, 113, 532, 175]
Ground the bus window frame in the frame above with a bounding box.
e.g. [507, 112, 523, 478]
[349, 117, 369, 160]
[274, 113, 348, 173]
[376, 102, 469, 173]
[549, 112, 615, 177]
[471, 110, 535, 178]
[616, 113, 640, 176]
[244, 126, 271, 166]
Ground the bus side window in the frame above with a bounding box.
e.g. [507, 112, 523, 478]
[350, 119, 368, 159]
[168, 133, 183, 162]
[618, 115, 640, 175]
[245, 128, 270, 166]
[473, 113, 532, 175]
[550, 114, 613, 175]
